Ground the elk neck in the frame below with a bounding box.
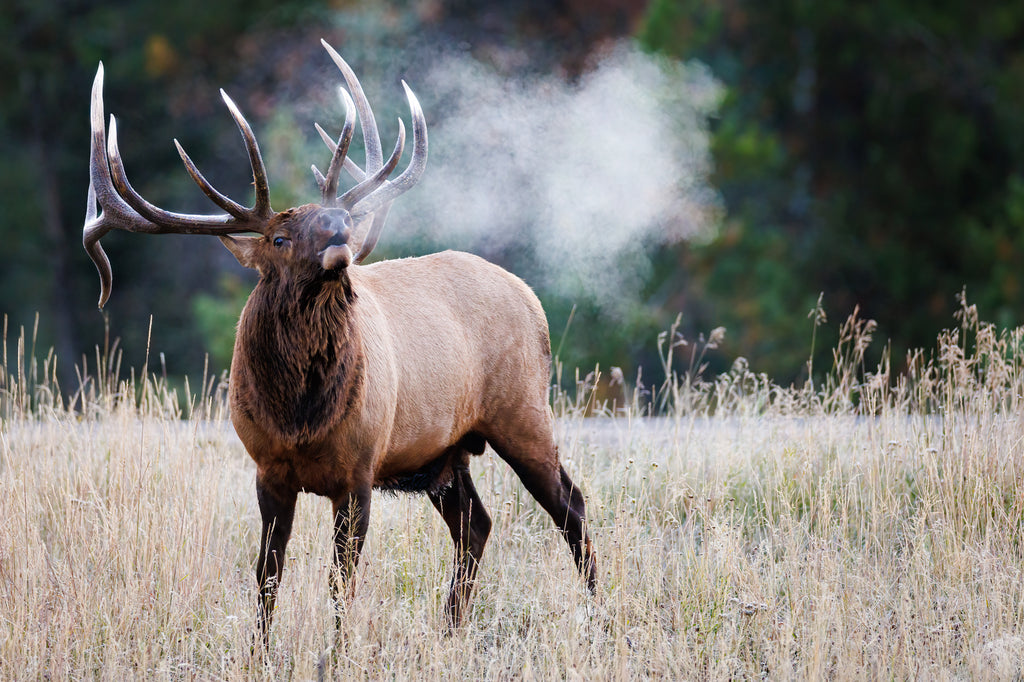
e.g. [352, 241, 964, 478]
[236, 269, 364, 448]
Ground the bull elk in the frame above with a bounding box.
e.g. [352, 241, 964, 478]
[82, 40, 597, 642]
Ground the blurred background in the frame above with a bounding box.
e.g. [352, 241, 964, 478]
[3, 0, 1024, 393]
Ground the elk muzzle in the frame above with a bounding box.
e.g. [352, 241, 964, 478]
[316, 208, 354, 270]
[321, 243, 353, 270]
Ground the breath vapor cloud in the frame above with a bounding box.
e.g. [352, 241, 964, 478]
[385, 43, 723, 314]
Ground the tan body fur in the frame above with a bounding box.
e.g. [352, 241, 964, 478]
[229, 251, 554, 497]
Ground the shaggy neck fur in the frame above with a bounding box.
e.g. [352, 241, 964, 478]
[237, 269, 363, 448]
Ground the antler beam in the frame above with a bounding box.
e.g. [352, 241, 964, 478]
[83, 64, 274, 308]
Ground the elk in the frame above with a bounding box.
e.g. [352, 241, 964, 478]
[82, 40, 597, 642]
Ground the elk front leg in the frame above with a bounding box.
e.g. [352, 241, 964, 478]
[255, 478, 297, 648]
[428, 455, 492, 631]
[330, 487, 372, 627]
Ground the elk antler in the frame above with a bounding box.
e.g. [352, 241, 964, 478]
[312, 40, 428, 263]
[83, 64, 275, 308]
[312, 88, 356, 205]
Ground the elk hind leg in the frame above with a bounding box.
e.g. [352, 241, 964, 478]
[492, 436, 597, 592]
[428, 451, 492, 630]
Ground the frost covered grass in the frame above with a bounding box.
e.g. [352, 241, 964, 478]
[2, 297, 1024, 679]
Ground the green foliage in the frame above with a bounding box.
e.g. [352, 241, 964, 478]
[192, 275, 250, 371]
[640, 0, 1024, 383]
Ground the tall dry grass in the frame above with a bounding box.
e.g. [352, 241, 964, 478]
[2, 294, 1024, 679]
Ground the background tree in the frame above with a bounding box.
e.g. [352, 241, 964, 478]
[642, 0, 1024, 381]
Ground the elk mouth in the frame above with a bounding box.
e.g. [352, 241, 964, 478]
[324, 230, 349, 248]
[316, 220, 353, 270]
[320, 243, 353, 270]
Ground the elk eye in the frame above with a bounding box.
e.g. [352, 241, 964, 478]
[273, 236, 287, 248]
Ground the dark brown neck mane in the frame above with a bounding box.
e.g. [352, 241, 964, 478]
[237, 271, 363, 447]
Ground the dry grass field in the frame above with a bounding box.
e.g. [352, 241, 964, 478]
[3, 299, 1024, 679]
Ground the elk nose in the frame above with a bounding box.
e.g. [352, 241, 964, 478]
[324, 227, 350, 248]
[314, 207, 352, 243]
[316, 213, 353, 270]
[315, 223, 349, 245]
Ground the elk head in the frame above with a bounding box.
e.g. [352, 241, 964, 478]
[83, 39, 427, 308]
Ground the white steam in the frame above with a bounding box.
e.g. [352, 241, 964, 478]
[381, 42, 723, 314]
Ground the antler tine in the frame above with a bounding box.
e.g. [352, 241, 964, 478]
[321, 40, 383, 175]
[174, 139, 249, 219]
[319, 88, 356, 205]
[174, 139, 251, 221]
[107, 117, 238, 232]
[348, 81, 427, 264]
[352, 208, 391, 264]
[84, 64, 162, 308]
[311, 162, 327, 194]
[315, 122, 336, 154]
[83, 63, 114, 307]
[340, 119, 404, 211]
[316, 121, 367, 183]
[349, 81, 428, 219]
[219, 90, 273, 219]
[84, 65, 105, 230]
[343, 156, 368, 182]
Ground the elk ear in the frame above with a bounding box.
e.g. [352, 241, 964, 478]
[219, 234, 261, 269]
